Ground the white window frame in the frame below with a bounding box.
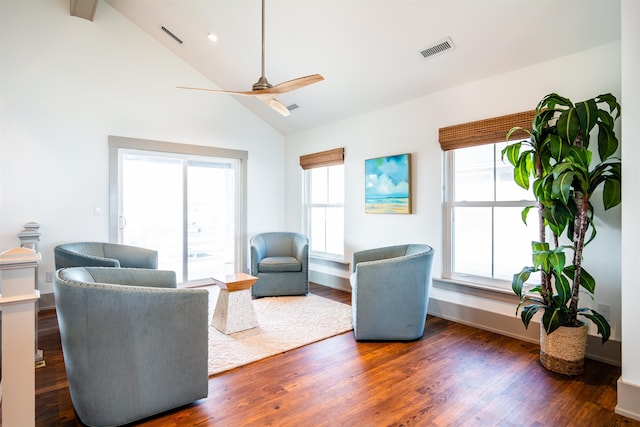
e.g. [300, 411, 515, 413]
[443, 141, 535, 290]
[303, 164, 345, 260]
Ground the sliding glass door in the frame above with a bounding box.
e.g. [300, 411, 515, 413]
[186, 159, 236, 280]
[110, 137, 247, 284]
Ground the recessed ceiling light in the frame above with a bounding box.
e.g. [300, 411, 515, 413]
[207, 32, 218, 43]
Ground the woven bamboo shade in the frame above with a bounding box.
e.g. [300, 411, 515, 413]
[439, 110, 536, 151]
[299, 147, 344, 170]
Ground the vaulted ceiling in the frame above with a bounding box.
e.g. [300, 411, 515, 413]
[102, 0, 621, 135]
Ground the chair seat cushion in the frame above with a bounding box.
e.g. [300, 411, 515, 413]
[259, 256, 302, 272]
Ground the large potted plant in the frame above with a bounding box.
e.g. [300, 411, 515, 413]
[502, 92, 621, 375]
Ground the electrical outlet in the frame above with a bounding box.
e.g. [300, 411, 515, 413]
[46, 271, 54, 283]
[597, 303, 611, 321]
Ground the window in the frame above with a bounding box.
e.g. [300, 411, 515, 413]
[444, 142, 539, 287]
[440, 111, 538, 289]
[109, 136, 247, 284]
[300, 148, 345, 258]
[306, 165, 345, 256]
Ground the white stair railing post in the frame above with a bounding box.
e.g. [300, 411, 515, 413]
[0, 247, 41, 427]
[16, 222, 44, 364]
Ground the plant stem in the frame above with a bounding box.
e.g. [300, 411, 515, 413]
[569, 191, 589, 324]
[568, 130, 586, 325]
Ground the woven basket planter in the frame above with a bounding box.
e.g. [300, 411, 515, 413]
[539, 322, 588, 376]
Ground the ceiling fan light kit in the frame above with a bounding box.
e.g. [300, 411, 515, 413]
[178, 0, 323, 117]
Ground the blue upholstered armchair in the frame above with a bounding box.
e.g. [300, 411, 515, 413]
[54, 267, 209, 426]
[54, 241, 158, 270]
[350, 244, 434, 341]
[250, 232, 309, 297]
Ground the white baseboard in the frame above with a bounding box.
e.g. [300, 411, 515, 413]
[310, 274, 621, 365]
[38, 292, 55, 311]
[310, 258, 352, 293]
[310, 270, 351, 292]
[616, 378, 640, 421]
[427, 297, 621, 366]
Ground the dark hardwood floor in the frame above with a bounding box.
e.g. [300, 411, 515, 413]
[31, 284, 639, 427]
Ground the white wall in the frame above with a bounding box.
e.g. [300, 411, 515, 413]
[617, 0, 640, 420]
[286, 42, 623, 340]
[0, 0, 287, 295]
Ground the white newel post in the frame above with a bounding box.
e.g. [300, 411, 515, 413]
[17, 222, 44, 364]
[0, 247, 42, 427]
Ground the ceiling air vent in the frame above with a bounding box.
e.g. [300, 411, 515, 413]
[420, 37, 455, 59]
[161, 26, 183, 44]
[287, 104, 299, 112]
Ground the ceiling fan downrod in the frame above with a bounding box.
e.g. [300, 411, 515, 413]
[252, 0, 272, 91]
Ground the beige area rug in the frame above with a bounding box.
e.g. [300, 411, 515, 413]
[207, 287, 353, 376]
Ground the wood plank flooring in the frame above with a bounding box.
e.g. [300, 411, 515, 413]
[30, 284, 640, 426]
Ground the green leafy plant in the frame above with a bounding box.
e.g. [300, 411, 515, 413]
[502, 93, 621, 343]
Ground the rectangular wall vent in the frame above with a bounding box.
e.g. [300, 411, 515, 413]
[287, 104, 299, 111]
[420, 37, 455, 59]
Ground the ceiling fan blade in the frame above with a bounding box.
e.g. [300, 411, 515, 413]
[176, 86, 260, 97]
[266, 74, 324, 94]
[257, 95, 290, 117]
[176, 86, 289, 116]
[177, 74, 323, 97]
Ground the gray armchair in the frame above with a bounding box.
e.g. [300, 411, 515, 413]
[350, 244, 434, 341]
[250, 232, 309, 297]
[54, 267, 209, 426]
[54, 241, 158, 269]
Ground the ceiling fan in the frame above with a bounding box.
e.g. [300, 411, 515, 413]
[177, 0, 324, 117]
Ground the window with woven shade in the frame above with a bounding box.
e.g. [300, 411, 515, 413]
[300, 148, 345, 258]
[441, 111, 539, 289]
[299, 147, 344, 169]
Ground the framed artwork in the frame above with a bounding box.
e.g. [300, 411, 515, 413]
[365, 153, 411, 214]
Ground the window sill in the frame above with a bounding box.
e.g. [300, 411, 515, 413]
[433, 277, 519, 303]
[310, 255, 350, 269]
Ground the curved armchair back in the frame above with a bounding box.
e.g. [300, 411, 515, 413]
[54, 241, 158, 269]
[250, 232, 309, 297]
[351, 244, 434, 341]
[54, 267, 208, 426]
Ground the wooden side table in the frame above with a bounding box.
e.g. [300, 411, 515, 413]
[211, 272, 259, 334]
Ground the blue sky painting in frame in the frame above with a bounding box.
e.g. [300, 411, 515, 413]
[365, 153, 411, 214]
